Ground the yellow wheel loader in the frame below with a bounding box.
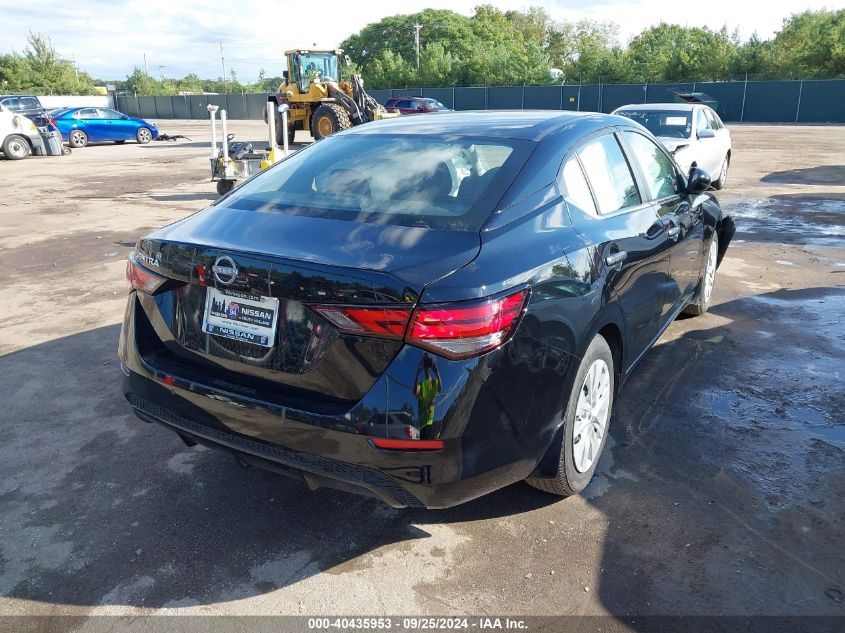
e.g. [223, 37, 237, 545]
[265, 49, 399, 144]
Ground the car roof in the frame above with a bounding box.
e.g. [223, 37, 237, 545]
[0, 94, 38, 99]
[615, 103, 699, 112]
[345, 110, 625, 141]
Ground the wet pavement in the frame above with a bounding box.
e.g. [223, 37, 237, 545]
[0, 122, 842, 626]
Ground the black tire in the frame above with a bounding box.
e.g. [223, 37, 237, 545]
[115, 140, 126, 144]
[684, 234, 719, 316]
[712, 154, 729, 190]
[526, 334, 615, 497]
[273, 114, 296, 147]
[2, 134, 30, 160]
[216, 179, 234, 196]
[68, 129, 88, 148]
[311, 103, 351, 140]
[136, 127, 153, 144]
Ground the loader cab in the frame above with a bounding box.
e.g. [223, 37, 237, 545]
[286, 50, 341, 94]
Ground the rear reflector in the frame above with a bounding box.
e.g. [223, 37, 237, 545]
[370, 437, 444, 451]
[406, 288, 529, 360]
[126, 252, 167, 294]
[308, 287, 529, 359]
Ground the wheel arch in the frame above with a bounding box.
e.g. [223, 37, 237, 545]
[526, 312, 625, 481]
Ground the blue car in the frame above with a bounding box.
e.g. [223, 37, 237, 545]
[40, 107, 158, 147]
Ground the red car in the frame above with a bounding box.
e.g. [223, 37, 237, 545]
[384, 96, 451, 115]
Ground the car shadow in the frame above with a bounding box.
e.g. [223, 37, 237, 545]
[1, 287, 842, 615]
[0, 323, 556, 609]
[590, 285, 844, 620]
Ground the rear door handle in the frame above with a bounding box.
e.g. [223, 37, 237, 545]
[605, 251, 627, 266]
[667, 226, 680, 238]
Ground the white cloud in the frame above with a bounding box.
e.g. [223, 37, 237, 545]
[0, 0, 842, 81]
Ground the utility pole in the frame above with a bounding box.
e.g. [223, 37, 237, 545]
[158, 65, 166, 82]
[220, 41, 226, 92]
[414, 23, 422, 69]
[143, 52, 149, 75]
[71, 55, 79, 80]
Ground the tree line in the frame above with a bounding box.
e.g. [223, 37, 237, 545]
[343, 6, 845, 89]
[1, 6, 843, 96]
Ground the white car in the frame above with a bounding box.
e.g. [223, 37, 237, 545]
[612, 103, 732, 189]
[0, 104, 45, 160]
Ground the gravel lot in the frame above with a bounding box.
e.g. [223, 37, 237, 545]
[0, 121, 843, 627]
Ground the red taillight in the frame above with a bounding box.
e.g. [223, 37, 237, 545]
[308, 305, 411, 339]
[126, 252, 167, 294]
[308, 287, 529, 360]
[406, 288, 529, 360]
[370, 437, 444, 451]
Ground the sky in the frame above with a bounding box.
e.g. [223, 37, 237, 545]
[1, 0, 842, 82]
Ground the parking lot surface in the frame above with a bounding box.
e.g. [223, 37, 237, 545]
[0, 121, 843, 623]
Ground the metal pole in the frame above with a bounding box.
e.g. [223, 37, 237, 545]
[267, 102, 277, 151]
[414, 23, 422, 69]
[740, 74, 748, 123]
[795, 80, 803, 123]
[209, 108, 218, 158]
[221, 110, 229, 164]
[485, 86, 488, 110]
[521, 85, 525, 110]
[220, 42, 226, 93]
[452, 86, 456, 110]
[282, 108, 289, 156]
[577, 79, 581, 112]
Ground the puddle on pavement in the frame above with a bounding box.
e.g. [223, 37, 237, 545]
[747, 289, 845, 336]
[721, 196, 845, 245]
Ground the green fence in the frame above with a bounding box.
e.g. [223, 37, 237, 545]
[116, 79, 845, 124]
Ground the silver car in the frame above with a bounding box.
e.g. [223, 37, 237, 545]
[612, 103, 732, 189]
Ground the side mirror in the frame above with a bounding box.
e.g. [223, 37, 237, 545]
[122, 114, 130, 120]
[698, 128, 716, 139]
[687, 167, 711, 194]
[282, 70, 289, 82]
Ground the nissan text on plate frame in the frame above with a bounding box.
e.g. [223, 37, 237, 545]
[119, 111, 734, 509]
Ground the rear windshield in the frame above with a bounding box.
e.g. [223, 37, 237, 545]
[218, 134, 534, 231]
[617, 110, 692, 139]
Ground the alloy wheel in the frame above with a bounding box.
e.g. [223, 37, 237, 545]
[573, 359, 611, 473]
[138, 128, 152, 143]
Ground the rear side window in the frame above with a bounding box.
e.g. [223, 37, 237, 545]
[219, 134, 534, 231]
[394, 100, 413, 109]
[2, 97, 21, 110]
[577, 134, 641, 214]
[76, 108, 100, 119]
[21, 97, 40, 109]
[560, 156, 597, 216]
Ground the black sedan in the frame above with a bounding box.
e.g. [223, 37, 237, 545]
[119, 111, 734, 508]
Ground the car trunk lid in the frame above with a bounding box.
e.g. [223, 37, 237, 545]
[132, 208, 480, 410]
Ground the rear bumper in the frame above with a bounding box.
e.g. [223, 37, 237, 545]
[126, 387, 425, 508]
[119, 295, 564, 508]
[122, 368, 541, 509]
